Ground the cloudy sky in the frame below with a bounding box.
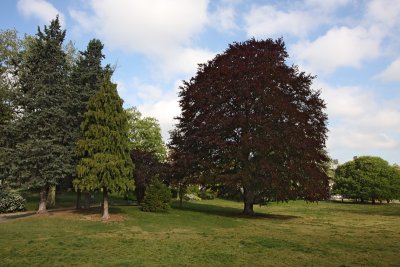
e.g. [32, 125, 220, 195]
[1, 0, 399, 164]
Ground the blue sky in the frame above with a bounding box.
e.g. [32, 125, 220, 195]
[1, 0, 399, 164]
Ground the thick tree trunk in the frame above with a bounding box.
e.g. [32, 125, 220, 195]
[46, 186, 56, 207]
[372, 198, 376, 204]
[243, 187, 255, 216]
[76, 190, 82, 209]
[135, 185, 145, 204]
[102, 187, 110, 220]
[38, 186, 48, 213]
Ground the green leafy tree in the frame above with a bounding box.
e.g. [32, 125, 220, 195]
[11, 17, 75, 212]
[170, 38, 329, 215]
[333, 156, 400, 203]
[126, 107, 166, 160]
[74, 73, 133, 220]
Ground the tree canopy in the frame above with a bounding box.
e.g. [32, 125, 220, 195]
[126, 107, 166, 160]
[170, 38, 329, 215]
[333, 156, 400, 203]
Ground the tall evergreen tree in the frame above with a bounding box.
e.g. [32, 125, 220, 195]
[70, 39, 107, 208]
[12, 17, 74, 213]
[74, 73, 133, 220]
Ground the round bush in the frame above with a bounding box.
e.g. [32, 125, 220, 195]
[141, 180, 172, 212]
[0, 191, 26, 213]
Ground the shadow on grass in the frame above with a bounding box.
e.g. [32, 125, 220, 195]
[172, 201, 299, 220]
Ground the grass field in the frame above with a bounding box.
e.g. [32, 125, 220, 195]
[1, 193, 399, 267]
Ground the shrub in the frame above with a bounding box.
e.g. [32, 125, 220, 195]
[198, 188, 215, 200]
[183, 193, 201, 201]
[0, 191, 26, 213]
[141, 179, 172, 212]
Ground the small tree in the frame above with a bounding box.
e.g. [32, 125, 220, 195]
[74, 73, 133, 220]
[141, 179, 172, 212]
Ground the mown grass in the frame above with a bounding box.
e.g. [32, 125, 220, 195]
[1, 195, 399, 267]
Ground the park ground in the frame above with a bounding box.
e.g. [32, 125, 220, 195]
[1, 192, 399, 267]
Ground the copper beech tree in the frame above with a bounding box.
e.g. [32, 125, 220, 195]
[169, 39, 329, 215]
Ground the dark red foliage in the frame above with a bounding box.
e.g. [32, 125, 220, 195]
[130, 149, 166, 204]
[169, 38, 329, 214]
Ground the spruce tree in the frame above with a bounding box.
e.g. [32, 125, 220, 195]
[74, 73, 133, 220]
[12, 17, 75, 212]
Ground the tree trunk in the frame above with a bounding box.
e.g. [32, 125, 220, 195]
[46, 185, 56, 207]
[178, 184, 184, 208]
[372, 198, 376, 204]
[76, 190, 82, 209]
[243, 187, 255, 215]
[83, 191, 91, 209]
[38, 186, 48, 213]
[102, 187, 110, 220]
[386, 199, 390, 204]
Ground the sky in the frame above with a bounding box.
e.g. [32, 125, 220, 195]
[1, 0, 399, 165]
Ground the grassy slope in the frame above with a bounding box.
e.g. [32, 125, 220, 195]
[1, 197, 399, 267]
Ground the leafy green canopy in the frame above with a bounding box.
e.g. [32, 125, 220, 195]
[74, 73, 133, 193]
[333, 156, 400, 201]
[126, 107, 166, 161]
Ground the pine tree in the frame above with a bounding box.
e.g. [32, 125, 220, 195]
[12, 17, 75, 212]
[74, 73, 133, 220]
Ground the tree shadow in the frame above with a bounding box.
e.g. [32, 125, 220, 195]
[172, 201, 299, 220]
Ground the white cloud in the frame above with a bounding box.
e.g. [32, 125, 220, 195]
[244, 5, 315, 38]
[328, 128, 398, 150]
[377, 58, 400, 82]
[366, 0, 400, 29]
[137, 81, 182, 142]
[159, 48, 215, 78]
[70, 0, 208, 55]
[318, 82, 400, 152]
[210, 3, 238, 32]
[304, 0, 351, 10]
[116, 78, 181, 142]
[17, 0, 65, 27]
[292, 26, 381, 74]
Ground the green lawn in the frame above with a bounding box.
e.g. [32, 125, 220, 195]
[1, 195, 399, 266]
